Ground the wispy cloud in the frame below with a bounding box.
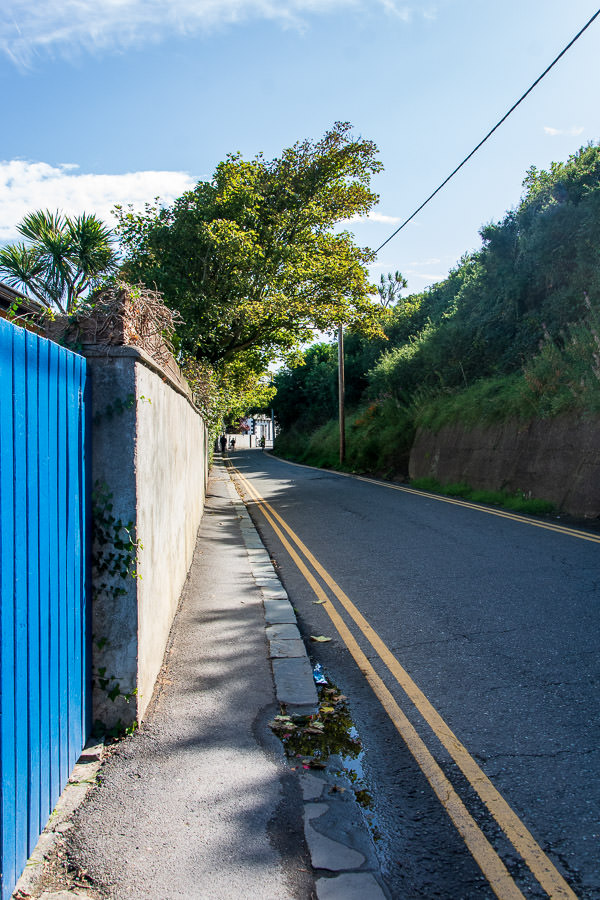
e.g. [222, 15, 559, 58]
[341, 211, 402, 225]
[379, 1, 412, 22]
[405, 268, 445, 282]
[544, 125, 584, 137]
[408, 257, 441, 267]
[1, 1, 434, 67]
[0, 159, 196, 241]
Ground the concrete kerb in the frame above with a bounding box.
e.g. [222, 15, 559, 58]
[225, 467, 389, 900]
[228, 491, 318, 711]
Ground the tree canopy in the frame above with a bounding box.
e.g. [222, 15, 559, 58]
[367, 142, 600, 404]
[0, 210, 117, 313]
[115, 122, 386, 373]
[274, 141, 600, 433]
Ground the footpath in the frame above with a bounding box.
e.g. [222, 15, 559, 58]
[14, 458, 389, 900]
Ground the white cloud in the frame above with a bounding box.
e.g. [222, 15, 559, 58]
[379, 1, 412, 22]
[341, 211, 402, 225]
[365, 212, 401, 224]
[0, 159, 196, 241]
[0, 0, 432, 66]
[544, 125, 584, 137]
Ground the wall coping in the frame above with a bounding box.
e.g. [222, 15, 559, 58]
[81, 344, 201, 416]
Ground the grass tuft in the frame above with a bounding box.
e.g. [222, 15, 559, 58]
[411, 478, 554, 516]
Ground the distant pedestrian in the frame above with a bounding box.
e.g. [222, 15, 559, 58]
[260, 435, 266, 449]
[219, 434, 227, 454]
[229, 436, 236, 451]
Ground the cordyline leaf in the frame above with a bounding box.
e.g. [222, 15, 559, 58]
[0, 208, 117, 312]
[312, 599, 327, 605]
[310, 635, 332, 643]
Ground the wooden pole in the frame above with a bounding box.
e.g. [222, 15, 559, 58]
[338, 325, 345, 465]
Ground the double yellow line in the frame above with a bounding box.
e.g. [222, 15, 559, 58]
[275, 457, 600, 545]
[227, 460, 578, 900]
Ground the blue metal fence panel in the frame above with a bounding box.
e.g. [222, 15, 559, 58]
[13, 326, 28, 887]
[37, 338, 52, 832]
[0, 318, 90, 900]
[0, 319, 17, 899]
[25, 332, 41, 853]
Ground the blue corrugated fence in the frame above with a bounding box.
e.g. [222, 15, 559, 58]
[0, 318, 90, 900]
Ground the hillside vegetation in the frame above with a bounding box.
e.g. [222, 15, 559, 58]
[273, 143, 600, 480]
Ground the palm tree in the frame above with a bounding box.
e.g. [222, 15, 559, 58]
[0, 209, 118, 313]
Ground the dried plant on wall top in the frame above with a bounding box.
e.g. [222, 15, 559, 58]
[44, 283, 183, 372]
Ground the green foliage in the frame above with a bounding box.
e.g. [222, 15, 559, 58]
[181, 357, 275, 446]
[410, 478, 554, 516]
[92, 479, 142, 708]
[116, 122, 386, 380]
[92, 393, 137, 426]
[93, 718, 138, 741]
[367, 143, 600, 405]
[412, 374, 536, 431]
[377, 270, 407, 308]
[521, 293, 600, 416]
[273, 342, 339, 432]
[272, 293, 426, 433]
[92, 481, 141, 583]
[348, 400, 414, 476]
[413, 293, 600, 431]
[275, 399, 414, 478]
[0, 209, 117, 313]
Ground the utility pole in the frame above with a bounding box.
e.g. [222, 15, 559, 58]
[338, 325, 345, 465]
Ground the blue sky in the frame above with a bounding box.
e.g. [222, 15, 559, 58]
[1, 0, 598, 295]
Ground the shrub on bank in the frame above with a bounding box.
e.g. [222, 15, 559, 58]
[274, 399, 415, 478]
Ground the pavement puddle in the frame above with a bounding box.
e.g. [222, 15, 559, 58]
[269, 675, 382, 842]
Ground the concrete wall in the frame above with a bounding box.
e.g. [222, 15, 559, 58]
[87, 346, 208, 727]
[88, 353, 138, 728]
[135, 363, 207, 717]
[409, 413, 600, 518]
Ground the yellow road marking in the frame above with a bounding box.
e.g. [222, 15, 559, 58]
[228, 467, 525, 900]
[268, 455, 600, 545]
[228, 461, 578, 900]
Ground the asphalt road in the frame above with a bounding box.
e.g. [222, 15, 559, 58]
[229, 449, 600, 900]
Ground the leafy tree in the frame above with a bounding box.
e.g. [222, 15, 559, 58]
[0, 210, 117, 312]
[273, 342, 339, 431]
[115, 122, 386, 375]
[273, 294, 426, 429]
[181, 356, 275, 433]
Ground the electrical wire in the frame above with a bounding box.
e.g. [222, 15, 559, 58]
[374, 7, 600, 255]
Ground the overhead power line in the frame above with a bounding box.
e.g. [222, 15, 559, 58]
[374, 7, 600, 255]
